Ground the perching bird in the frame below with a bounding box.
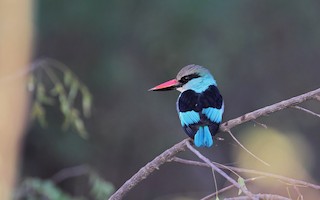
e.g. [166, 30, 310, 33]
[149, 64, 224, 147]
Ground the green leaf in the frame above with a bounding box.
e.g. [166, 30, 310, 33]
[19, 178, 74, 200]
[31, 102, 47, 127]
[64, 69, 73, 87]
[59, 95, 70, 114]
[68, 79, 79, 104]
[50, 83, 64, 96]
[28, 59, 93, 140]
[62, 112, 72, 130]
[62, 108, 76, 130]
[89, 173, 115, 200]
[81, 86, 92, 118]
[37, 82, 54, 105]
[74, 117, 88, 138]
[237, 177, 247, 195]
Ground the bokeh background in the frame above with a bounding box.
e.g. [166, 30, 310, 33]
[4, 0, 320, 199]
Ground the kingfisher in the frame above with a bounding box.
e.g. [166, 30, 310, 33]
[149, 65, 224, 147]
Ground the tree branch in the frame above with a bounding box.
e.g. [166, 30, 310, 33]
[227, 130, 270, 166]
[186, 141, 256, 199]
[200, 176, 265, 200]
[109, 88, 320, 200]
[172, 157, 320, 190]
[224, 194, 291, 200]
[109, 139, 190, 200]
[220, 87, 320, 132]
[292, 105, 320, 118]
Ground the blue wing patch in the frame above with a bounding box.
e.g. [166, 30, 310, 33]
[202, 106, 224, 123]
[194, 126, 213, 147]
[177, 85, 223, 147]
[178, 111, 200, 126]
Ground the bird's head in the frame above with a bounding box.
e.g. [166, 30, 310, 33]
[149, 64, 217, 93]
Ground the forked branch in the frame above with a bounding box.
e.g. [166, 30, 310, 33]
[219, 87, 320, 132]
[109, 87, 320, 200]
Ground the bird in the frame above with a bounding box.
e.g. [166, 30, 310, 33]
[149, 64, 224, 147]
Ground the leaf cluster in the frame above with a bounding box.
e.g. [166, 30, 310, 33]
[29, 59, 93, 138]
[15, 170, 115, 200]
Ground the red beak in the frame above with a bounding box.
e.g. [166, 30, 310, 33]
[149, 79, 180, 91]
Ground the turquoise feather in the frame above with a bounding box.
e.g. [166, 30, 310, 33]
[182, 73, 217, 93]
[178, 111, 200, 126]
[202, 107, 223, 123]
[194, 126, 213, 147]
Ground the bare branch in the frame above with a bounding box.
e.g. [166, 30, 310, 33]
[172, 157, 320, 191]
[227, 130, 270, 166]
[109, 139, 190, 200]
[224, 194, 290, 200]
[109, 88, 320, 199]
[201, 176, 265, 200]
[211, 167, 219, 200]
[51, 164, 90, 183]
[186, 141, 257, 200]
[293, 184, 304, 200]
[292, 105, 320, 118]
[172, 157, 208, 167]
[220, 88, 320, 132]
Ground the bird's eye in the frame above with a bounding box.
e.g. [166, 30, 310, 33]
[180, 73, 200, 84]
[182, 76, 189, 81]
[180, 76, 190, 84]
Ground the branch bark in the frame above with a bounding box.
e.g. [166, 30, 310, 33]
[172, 157, 320, 190]
[220, 87, 320, 132]
[186, 141, 257, 200]
[109, 87, 320, 200]
[109, 139, 190, 200]
[200, 176, 264, 200]
[224, 194, 291, 200]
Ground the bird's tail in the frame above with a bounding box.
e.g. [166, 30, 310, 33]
[194, 126, 213, 147]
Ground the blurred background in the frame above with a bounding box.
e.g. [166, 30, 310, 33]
[2, 0, 320, 199]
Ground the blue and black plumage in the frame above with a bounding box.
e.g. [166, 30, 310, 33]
[150, 65, 224, 147]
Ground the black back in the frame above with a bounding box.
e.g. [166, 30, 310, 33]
[177, 85, 223, 138]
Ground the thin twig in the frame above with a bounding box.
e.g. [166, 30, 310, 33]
[293, 184, 304, 200]
[172, 157, 320, 191]
[0, 60, 40, 84]
[227, 130, 270, 166]
[51, 164, 90, 183]
[211, 168, 219, 200]
[224, 194, 290, 200]
[186, 141, 257, 200]
[252, 120, 268, 129]
[172, 157, 242, 179]
[172, 157, 208, 167]
[201, 176, 265, 200]
[292, 105, 320, 118]
[286, 186, 292, 200]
